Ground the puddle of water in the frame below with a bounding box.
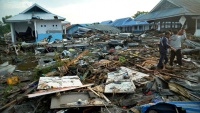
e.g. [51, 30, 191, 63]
[17, 56, 38, 71]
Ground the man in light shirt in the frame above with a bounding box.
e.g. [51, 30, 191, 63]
[169, 29, 187, 68]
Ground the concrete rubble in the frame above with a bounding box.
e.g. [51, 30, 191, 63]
[0, 30, 200, 113]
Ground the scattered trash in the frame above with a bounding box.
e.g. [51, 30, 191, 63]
[6, 76, 19, 85]
[1, 23, 200, 113]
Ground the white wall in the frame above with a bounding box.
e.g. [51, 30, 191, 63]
[144, 25, 149, 31]
[195, 19, 200, 36]
[36, 20, 62, 34]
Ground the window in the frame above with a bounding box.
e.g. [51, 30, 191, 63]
[41, 25, 43, 27]
[161, 22, 165, 28]
[171, 22, 174, 28]
[56, 25, 57, 27]
[175, 22, 178, 28]
[197, 19, 200, 29]
[166, 22, 171, 28]
[44, 25, 46, 27]
[139, 26, 142, 30]
[53, 25, 54, 27]
[130, 27, 132, 32]
[127, 27, 129, 32]
[134, 26, 138, 30]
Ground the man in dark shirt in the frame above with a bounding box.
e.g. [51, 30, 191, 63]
[157, 31, 176, 70]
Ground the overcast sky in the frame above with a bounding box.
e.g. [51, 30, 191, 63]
[0, 0, 160, 24]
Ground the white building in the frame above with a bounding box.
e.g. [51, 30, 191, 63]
[6, 3, 67, 43]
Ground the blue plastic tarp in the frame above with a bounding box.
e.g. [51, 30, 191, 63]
[141, 101, 200, 113]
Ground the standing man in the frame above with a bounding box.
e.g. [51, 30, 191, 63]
[157, 31, 176, 70]
[169, 29, 186, 68]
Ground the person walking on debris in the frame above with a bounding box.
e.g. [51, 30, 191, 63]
[169, 29, 187, 68]
[47, 35, 52, 43]
[157, 31, 176, 70]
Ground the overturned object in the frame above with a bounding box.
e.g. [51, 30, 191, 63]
[51, 92, 110, 109]
[37, 76, 83, 89]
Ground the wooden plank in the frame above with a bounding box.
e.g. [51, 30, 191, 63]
[88, 87, 111, 104]
[135, 64, 154, 72]
[27, 83, 93, 98]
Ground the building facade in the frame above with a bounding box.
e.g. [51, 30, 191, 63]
[135, 0, 200, 36]
[6, 3, 66, 43]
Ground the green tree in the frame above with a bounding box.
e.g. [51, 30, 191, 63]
[132, 11, 148, 18]
[0, 15, 12, 37]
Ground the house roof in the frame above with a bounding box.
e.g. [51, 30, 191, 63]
[66, 24, 84, 31]
[111, 17, 131, 27]
[85, 24, 120, 33]
[100, 20, 113, 25]
[123, 19, 149, 26]
[111, 17, 148, 26]
[6, 3, 65, 22]
[21, 3, 51, 14]
[61, 21, 70, 25]
[135, 0, 200, 21]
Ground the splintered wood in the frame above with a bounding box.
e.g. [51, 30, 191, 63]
[58, 50, 89, 73]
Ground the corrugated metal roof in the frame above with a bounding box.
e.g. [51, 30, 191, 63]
[66, 24, 84, 31]
[7, 13, 65, 22]
[136, 7, 186, 21]
[123, 20, 149, 26]
[136, 0, 200, 21]
[111, 17, 148, 26]
[100, 20, 113, 25]
[168, 0, 200, 14]
[111, 17, 131, 27]
[21, 3, 51, 14]
[6, 3, 65, 22]
[85, 24, 120, 33]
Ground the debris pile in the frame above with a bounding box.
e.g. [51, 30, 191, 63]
[0, 30, 200, 113]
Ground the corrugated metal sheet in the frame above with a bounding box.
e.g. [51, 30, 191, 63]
[136, 0, 200, 21]
[123, 20, 149, 26]
[111, 17, 131, 27]
[111, 17, 148, 27]
[100, 20, 113, 25]
[136, 7, 186, 21]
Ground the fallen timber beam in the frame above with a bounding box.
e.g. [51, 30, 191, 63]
[58, 50, 89, 73]
[27, 83, 93, 98]
[135, 64, 154, 72]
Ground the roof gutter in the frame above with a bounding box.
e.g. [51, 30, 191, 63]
[136, 13, 186, 21]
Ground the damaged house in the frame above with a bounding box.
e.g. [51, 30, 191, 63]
[135, 0, 200, 36]
[100, 20, 113, 25]
[107, 17, 150, 33]
[6, 3, 66, 43]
